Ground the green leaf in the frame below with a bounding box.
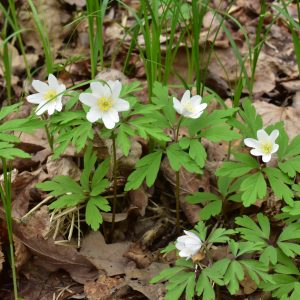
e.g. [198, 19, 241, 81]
[279, 156, 300, 177]
[92, 158, 110, 188]
[166, 143, 201, 173]
[125, 150, 163, 190]
[90, 179, 109, 196]
[264, 167, 294, 205]
[202, 124, 241, 142]
[224, 260, 244, 295]
[240, 172, 267, 207]
[85, 196, 110, 230]
[189, 139, 207, 168]
[116, 124, 132, 156]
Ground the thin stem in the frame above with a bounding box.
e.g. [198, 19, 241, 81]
[175, 117, 183, 233]
[110, 132, 118, 240]
[42, 115, 53, 151]
[1, 158, 19, 299]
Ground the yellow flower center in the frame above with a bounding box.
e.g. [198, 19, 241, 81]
[98, 97, 113, 111]
[43, 89, 57, 101]
[183, 103, 195, 113]
[260, 142, 273, 154]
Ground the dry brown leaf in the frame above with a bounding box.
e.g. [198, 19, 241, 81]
[11, 168, 49, 218]
[254, 100, 300, 139]
[0, 242, 4, 272]
[63, 0, 86, 8]
[12, 207, 98, 284]
[123, 242, 154, 268]
[46, 156, 81, 180]
[19, 0, 72, 54]
[124, 261, 166, 300]
[129, 186, 149, 216]
[80, 231, 131, 276]
[84, 274, 124, 300]
[14, 236, 31, 270]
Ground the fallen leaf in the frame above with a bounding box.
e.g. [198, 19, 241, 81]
[80, 231, 131, 276]
[84, 274, 124, 300]
[63, 0, 86, 8]
[19, 0, 72, 54]
[254, 99, 300, 139]
[128, 186, 149, 216]
[12, 207, 98, 284]
[123, 242, 154, 268]
[11, 168, 49, 218]
[0, 243, 4, 273]
[14, 237, 31, 270]
[46, 156, 81, 180]
[124, 261, 166, 300]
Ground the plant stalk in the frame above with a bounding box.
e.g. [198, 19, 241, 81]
[175, 117, 183, 232]
[110, 132, 118, 240]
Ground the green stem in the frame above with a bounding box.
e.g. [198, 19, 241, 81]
[1, 158, 19, 299]
[42, 115, 53, 151]
[110, 132, 118, 240]
[175, 117, 183, 232]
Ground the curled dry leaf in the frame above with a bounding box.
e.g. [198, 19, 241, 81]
[84, 274, 124, 300]
[12, 207, 98, 284]
[253, 100, 300, 139]
[80, 231, 131, 277]
[123, 242, 154, 268]
[14, 236, 31, 270]
[11, 168, 49, 218]
[128, 186, 149, 216]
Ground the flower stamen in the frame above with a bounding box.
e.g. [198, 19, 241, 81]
[260, 142, 273, 155]
[98, 97, 113, 111]
[43, 89, 57, 101]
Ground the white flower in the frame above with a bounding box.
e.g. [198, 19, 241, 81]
[173, 90, 207, 119]
[79, 80, 130, 129]
[27, 74, 66, 115]
[244, 129, 279, 163]
[175, 230, 202, 260]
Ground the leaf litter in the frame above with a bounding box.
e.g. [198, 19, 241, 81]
[1, 0, 300, 299]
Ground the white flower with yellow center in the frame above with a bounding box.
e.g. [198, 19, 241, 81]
[173, 90, 207, 119]
[79, 80, 130, 129]
[26, 74, 66, 115]
[244, 129, 279, 163]
[175, 230, 202, 260]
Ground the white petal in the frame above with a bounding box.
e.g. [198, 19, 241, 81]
[257, 129, 269, 141]
[27, 93, 43, 104]
[110, 80, 122, 99]
[32, 80, 49, 93]
[181, 90, 191, 105]
[250, 148, 264, 156]
[189, 109, 204, 119]
[58, 83, 66, 94]
[79, 93, 98, 107]
[47, 102, 56, 115]
[175, 241, 186, 251]
[190, 95, 202, 106]
[183, 230, 201, 241]
[271, 143, 279, 154]
[178, 249, 191, 259]
[114, 99, 130, 112]
[270, 129, 279, 143]
[244, 138, 260, 148]
[48, 74, 59, 89]
[55, 100, 63, 112]
[102, 113, 116, 129]
[173, 97, 182, 114]
[35, 101, 49, 115]
[262, 154, 272, 163]
[91, 82, 106, 96]
[86, 108, 101, 123]
[107, 109, 119, 123]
